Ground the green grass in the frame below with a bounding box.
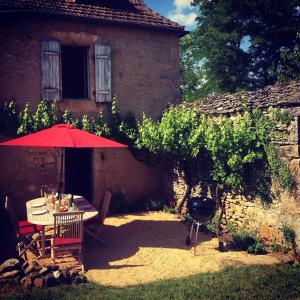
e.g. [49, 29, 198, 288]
[3, 264, 300, 300]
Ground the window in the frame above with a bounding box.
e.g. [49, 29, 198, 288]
[41, 39, 111, 102]
[61, 45, 88, 99]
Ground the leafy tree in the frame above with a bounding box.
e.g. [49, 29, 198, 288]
[137, 105, 209, 213]
[277, 44, 300, 82]
[186, 0, 300, 97]
[180, 33, 219, 101]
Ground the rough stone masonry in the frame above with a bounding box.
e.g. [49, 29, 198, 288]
[174, 81, 300, 249]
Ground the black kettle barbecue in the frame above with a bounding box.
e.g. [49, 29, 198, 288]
[186, 196, 217, 255]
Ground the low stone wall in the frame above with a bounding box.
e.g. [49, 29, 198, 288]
[225, 193, 300, 247]
[171, 81, 300, 249]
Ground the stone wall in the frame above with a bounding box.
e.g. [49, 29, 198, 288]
[173, 81, 300, 248]
[0, 13, 181, 120]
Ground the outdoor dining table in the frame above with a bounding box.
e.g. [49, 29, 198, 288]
[26, 196, 98, 256]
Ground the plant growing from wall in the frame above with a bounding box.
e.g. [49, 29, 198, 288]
[94, 111, 110, 137]
[108, 97, 122, 137]
[17, 103, 35, 136]
[81, 115, 94, 133]
[62, 108, 73, 124]
[33, 100, 57, 131]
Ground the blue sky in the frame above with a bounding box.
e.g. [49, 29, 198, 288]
[144, 0, 198, 31]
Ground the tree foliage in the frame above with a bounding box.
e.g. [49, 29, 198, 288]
[181, 0, 300, 100]
[180, 33, 220, 101]
[277, 42, 300, 82]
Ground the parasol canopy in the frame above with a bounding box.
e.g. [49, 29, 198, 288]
[0, 123, 127, 148]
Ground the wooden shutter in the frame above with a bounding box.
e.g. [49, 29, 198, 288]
[95, 44, 111, 102]
[41, 39, 60, 101]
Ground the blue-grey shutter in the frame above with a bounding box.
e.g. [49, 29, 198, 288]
[41, 39, 60, 101]
[95, 44, 111, 102]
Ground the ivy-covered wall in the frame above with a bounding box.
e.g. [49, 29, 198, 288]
[173, 81, 300, 248]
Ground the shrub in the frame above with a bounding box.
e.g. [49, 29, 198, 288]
[248, 241, 267, 255]
[206, 212, 220, 234]
[230, 229, 266, 254]
[232, 229, 258, 250]
[280, 225, 296, 246]
[280, 224, 297, 255]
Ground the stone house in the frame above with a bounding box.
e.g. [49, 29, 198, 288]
[0, 0, 186, 216]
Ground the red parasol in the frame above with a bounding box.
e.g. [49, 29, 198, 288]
[0, 124, 127, 148]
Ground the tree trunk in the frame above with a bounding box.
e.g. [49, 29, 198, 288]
[176, 181, 191, 215]
[214, 185, 227, 237]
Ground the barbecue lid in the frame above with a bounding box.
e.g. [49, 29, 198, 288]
[187, 196, 217, 223]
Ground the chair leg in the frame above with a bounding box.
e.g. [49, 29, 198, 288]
[18, 234, 40, 258]
[51, 238, 55, 260]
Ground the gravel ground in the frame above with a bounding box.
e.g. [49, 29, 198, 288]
[84, 212, 285, 287]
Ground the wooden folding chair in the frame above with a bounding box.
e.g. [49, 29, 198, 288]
[51, 211, 84, 262]
[84, 190, 112, 243]
[5, 196, 43, 259]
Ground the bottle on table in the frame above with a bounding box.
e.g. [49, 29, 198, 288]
[51, 189, 55, 209]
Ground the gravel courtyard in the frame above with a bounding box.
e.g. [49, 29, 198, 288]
[84, 212, 288, 286]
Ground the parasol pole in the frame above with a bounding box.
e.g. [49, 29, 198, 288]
[58, 148, 64, 196]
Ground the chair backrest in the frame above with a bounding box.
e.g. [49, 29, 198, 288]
[98, 190, 112, 223]
[53, 211, 84, 242]
[4, 196, 19, 231]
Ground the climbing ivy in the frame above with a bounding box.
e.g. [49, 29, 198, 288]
[33, 100, 57, 131]
[94, 111, 110, 137]
[82, 114, 94, 133]
[17, 103, 35, 136]
[0, 99, 295, 211]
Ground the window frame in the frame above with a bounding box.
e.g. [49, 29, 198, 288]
[60, 44, 90, 101]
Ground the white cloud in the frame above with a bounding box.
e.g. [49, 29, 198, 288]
[167, 0, 197, 28]
[174, 0, 193, 10]
[168, 11, 197, 26]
